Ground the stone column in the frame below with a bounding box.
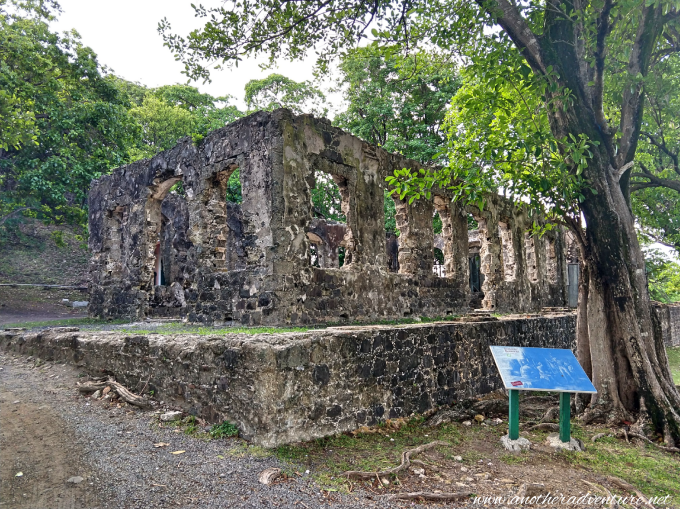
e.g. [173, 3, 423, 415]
[351, 147, 386, 267]
[433, 196, 469, 284]
[477, 213, 502, 310]
[394, 196, 435, 276]
[188, 171, 229, 270]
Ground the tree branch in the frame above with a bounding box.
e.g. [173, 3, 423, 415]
[0, 207, 35, 226]
[477, 0, 549, 75]
[642, 131, 680, 176]
[617, 4, 665, 168]
[592, 0, 613, 135]
[631, 164, 680, 194]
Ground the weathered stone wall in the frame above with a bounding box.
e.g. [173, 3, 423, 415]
[1, 314, 576, 447]
[89, 109, 570, 325]
[654, 302, 680, 347]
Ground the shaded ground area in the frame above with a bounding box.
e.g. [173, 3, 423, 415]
[0, 351, 380, 509]
[1, 348, 679, 508]
[0, 287, 87, 326]
[0, 220, 89, 326]
[0, 220, 89, 286]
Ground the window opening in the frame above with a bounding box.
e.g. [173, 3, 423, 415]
[309, 243, 320, 268]
[153, 241, 167, 286]
[308, 171, 350, 268]
[433, 211, 443, 235]
[384, 189, 398, 235]
[311, 172, 345, 221]
[469, 254, 482, 292]
[433, 247, 445, 277]
[225, 168, 242, 203]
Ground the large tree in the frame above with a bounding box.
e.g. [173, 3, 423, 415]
[160, 0, 680, 444]
[244, 73, 327, 116]
[334, 45, 461, 164]
[0, 0, 137, 225]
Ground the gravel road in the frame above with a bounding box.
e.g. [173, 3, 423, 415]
[0, 350, 399, 509]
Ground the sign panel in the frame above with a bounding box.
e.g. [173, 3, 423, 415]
[489, 346, 597, 393]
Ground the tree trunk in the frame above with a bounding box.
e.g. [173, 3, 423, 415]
[576, 148, 680, 444]
[482, 0, 680, 444]
[575, 260, 591, 412]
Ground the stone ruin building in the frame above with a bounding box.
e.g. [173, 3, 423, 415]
[7, 109, 680, 446]
[88, 109, 577, 324]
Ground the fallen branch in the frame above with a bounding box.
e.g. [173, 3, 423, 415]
[410, 459, 427, 468]
[77, 381, 108, 392]
[591, 433, 609, 442]
[384, 491, 472, 502]
[77, 379, 150, 408]
[341, 441, 448, 480]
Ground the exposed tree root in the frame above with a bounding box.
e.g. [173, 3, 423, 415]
[606, 476, 656, 509]
[582, 480, 620, 509]
[614, 429, 680, 454]
[540, 406, 559, 423]
[341, 441, 448, 480]
[591, 433, 610, 442]
[77, 379, 150, 408]
[384, 491, 472, 502]
[580, 404, 632, 428]
[527, 423, 559, 432]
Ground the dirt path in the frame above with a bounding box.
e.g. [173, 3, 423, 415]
[0, 352, 381, 509]
[0, 384, 101, 509]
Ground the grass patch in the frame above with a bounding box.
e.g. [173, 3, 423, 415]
[273, 417, 458, 491]
[499, 452, 531, 465]
[567, 430, 680, 503]
[225, 441, 272, 459]
[210, 421, 239, 438]
[667, 347, 680, 385]
[2, 317, 125, 329]
[118, 323, 317, 335]
[3, 305, 463, 336]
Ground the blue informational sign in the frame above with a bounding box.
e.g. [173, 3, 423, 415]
[489, 346, 597, 394]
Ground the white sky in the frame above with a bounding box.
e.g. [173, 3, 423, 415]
[51, 0, 336, 111]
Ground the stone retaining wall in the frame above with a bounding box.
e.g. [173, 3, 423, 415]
[655, 303, 680, 347]
[1, 314, 575, 447]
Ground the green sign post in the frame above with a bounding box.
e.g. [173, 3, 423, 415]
[490, 346, 597, 445]
[559, 392, 571, 443]
[508, 389, 520, 440]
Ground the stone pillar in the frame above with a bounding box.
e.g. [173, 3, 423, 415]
[433, 196, 469, 284]
[477, 213, 502, 310]
[524, 232, 540, 284]
[188, 171, 229, 270]
[498, 219, 517, 282]
[394, 196, 434, 276]
[352, 147, 386, 267]
[332, 175, 357, 266]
